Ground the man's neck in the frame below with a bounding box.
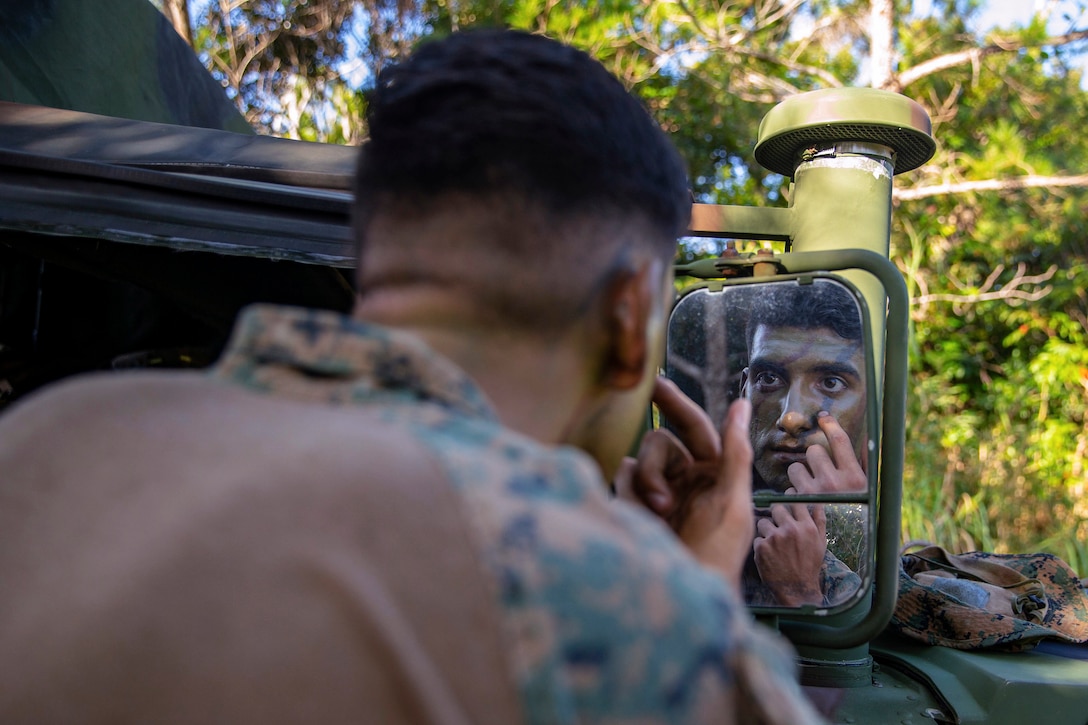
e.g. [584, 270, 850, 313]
[352, 291, 596, 447]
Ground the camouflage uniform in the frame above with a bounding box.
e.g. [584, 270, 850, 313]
[889, 545, 1088, 651]
[212, 304, 824, 724]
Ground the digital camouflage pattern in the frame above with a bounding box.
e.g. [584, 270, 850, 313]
[888, 545, 1088, 651]
[212, 304, 825, 725]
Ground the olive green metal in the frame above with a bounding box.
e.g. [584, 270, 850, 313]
[687, 203, 791, 241]
[748, 88, 934, 368]
[678, 88, 926, 644]
[789, 142, 896, 367]
[869, 636, 1088, 724]
[795, 649, 874, 688]
[685, 89, 935, 259]
[832, 656, 952, 724]
[676, 85, 1088, 723]
[753, 87, 935, 177]
[789, 143, 894, 258]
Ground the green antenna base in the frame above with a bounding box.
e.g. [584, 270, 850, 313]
[754, 87, 935, 177]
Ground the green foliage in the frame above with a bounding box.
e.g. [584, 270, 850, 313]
[192, 0, 414, 139]
[891, 0, 1088, 572]
[187, 0, 1088, 575]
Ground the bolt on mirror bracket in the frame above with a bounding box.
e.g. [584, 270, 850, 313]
[675, 250, 789, 279]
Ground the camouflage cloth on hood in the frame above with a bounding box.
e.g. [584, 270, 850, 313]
[888, 545, 1088, 651]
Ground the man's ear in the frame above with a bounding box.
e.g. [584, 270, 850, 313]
[601, 262, 658, 391]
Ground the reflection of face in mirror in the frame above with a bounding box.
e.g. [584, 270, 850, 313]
[741, 281, 867, 495]
[738, 280, 867, 607]
[663, 278, 869, 608]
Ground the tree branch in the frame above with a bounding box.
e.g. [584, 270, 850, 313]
[897, 28, 1088, 89]
[894, 173, 1088, 201]
[912, 263, 1057, 312]
[738, 49, 845, 88]
[161, 0, 193, 46]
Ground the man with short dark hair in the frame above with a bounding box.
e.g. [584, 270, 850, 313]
[740, 279, 867, 606]
[743, 280, 868, 496]
[0, 30, 820, 723]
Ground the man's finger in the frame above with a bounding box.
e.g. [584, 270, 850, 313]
[632, 428, 689, 515]
[810, 412, 867, 493]
[805, 443, 833, 467]
[770, 487, 813, 523]
[787, 460, 816, 493]
[812, 502, 827, 536]
[652, 377, 721, 461]
[770, 502, 796, 525]
[612, 456, 638, 502]
[719, 396, 752, 471]
[670, 398, 754, 589]
[717, 397, 754, 530]
[816, 411, 855, 467]
[790, 500, 814, 521]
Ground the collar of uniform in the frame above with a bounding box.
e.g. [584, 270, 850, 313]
[210, 304, 498, 421]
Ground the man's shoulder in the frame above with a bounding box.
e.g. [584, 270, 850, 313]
[0, 371, 200, 447]
[0, 368, 446, 496]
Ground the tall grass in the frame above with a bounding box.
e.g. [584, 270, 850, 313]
[900, 381, 1088, 576]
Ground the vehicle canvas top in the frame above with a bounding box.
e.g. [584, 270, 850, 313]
[0, 102, 357, 192]
[0, 0, 250, 133]
[0, 101, 358, 265]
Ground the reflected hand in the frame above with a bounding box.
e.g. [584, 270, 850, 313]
[613, 377, 754, 589]
[752, 488, 827, 606]
[787, 411, 867, 494]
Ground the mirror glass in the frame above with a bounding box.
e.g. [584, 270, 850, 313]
[665, 277, 871, 610]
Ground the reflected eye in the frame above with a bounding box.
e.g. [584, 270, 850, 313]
[819, 376, 849, 394]
[752, 371, 784, 391]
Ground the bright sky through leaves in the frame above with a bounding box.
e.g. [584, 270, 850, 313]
[915, 0, 1088, 87]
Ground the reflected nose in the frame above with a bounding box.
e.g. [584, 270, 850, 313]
[777, 389, 817, 438]
[778, 410, 812, 437]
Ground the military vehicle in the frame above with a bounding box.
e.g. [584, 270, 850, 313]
[666, 88, 1088, 724]
[1, 1, 1086, 722]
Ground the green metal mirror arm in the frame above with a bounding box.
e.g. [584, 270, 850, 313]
[687, 203, 792, 242]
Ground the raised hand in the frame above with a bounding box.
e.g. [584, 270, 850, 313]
[614, 377, 754, 589]
[753, 487, 828, 606]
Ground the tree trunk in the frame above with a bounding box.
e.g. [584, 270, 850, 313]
[869, 0, 895, 89]
[161, 0, 193, 47]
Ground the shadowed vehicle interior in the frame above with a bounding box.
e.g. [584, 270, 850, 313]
[0, 102, 360, 409]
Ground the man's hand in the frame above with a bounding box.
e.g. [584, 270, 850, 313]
[752, 488, 827, 606]
[613, 377, 753, 589]
[786, 411, 867, 494]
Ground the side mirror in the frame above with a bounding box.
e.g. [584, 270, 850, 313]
[666, 273, 874, 611]
[664, 87, 931, 658]
[664, 249, 909, 649]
